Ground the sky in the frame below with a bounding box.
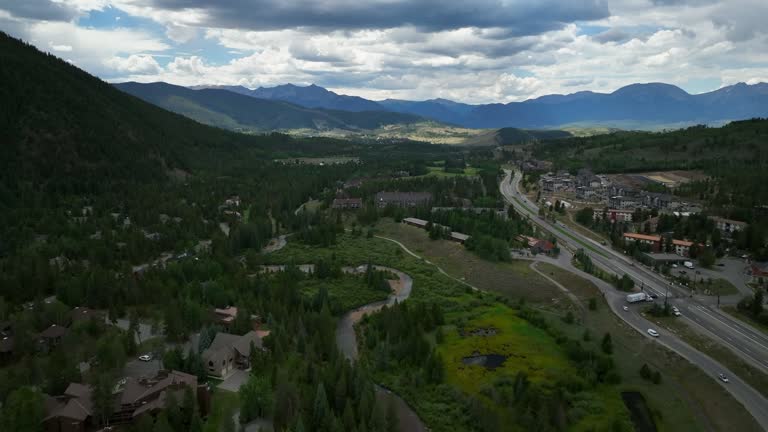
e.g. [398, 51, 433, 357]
[1, 0, 767, 103]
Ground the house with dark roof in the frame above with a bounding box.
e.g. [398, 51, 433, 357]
[43, 383, 93, 432]
[202, 331, 263, 378]
[39, 324, 68, 351]
[402, 217, 429, 228]
[44, 370, 209, 431]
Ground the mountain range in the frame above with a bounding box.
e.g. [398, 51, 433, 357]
[194, 82, 768, 130]
[117, 82, 424, 132]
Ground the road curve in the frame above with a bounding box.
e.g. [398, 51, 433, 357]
[501, 170, 768, 429]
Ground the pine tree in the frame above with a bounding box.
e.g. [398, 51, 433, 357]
[313, 383, 331, 431]
[601, 333, 613, 355]
[342, 400, 357, 431]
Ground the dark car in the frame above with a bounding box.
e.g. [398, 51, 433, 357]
[649, 294, 659, 299]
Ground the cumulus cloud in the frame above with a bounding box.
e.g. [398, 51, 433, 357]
[2, 0, 768, 103]
[49, 42, 73, 52]
[105, 54, 161, 73]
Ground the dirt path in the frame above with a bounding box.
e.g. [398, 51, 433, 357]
[529, 261, 587, 320]
[374, 235, 480, 291]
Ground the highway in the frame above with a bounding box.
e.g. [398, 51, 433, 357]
[501, 170, 768, 429]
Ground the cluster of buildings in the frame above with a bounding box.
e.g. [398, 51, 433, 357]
[539, 169, 610, 202]
[538, 169, 700, 213]
[402, 217, 470, 244]
[1, 303, 107, 361]
[43, 370, 210, 432]
[622, 233, 700, 257]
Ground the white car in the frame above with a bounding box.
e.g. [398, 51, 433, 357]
[674, 311, 681, 317]
[718, 373, 729, 383]
[647, 329, 659, 337]
[138, 354, 152, 362]
[622, 306, 629, 311]
[672, 264, 678, 268]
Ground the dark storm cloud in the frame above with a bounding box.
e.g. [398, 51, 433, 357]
[0, 0, 79, 21]
[139, 0, 610, 33]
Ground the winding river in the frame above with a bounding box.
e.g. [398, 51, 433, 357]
[259, 258, 428, 431]
[335, 265, 427, 432]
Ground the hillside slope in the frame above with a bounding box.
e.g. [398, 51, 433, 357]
[116, 82, 424, 132]
[0, 32, 350, 198]
[533, 118, 768, 173]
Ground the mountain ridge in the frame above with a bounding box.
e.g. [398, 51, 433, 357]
[190, 81, 768, 130]
[115, 82, 425, 132]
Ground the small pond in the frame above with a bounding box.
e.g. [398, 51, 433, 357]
[462, 354, 508, 370]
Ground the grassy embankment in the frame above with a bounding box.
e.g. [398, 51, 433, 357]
[652, 315, 768, 402]
[539, 263, 763, 432]
[376, 219, 561, 304]
[723, 306, 768, 335]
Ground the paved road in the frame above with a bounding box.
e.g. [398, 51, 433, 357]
[502, 170, 768, 429]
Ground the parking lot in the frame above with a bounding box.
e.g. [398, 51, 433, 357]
[669, 257, 751, 297]
[123, 356, 162, 379]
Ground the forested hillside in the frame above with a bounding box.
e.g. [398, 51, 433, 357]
[534, 119, 768, 173]
[0, 32, 369, 200]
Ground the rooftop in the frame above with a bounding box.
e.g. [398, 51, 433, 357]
[403, 217, 429, 226]
[623, 233, 661, 242]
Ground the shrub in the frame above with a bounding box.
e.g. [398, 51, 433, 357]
[588, 298, 597, 311]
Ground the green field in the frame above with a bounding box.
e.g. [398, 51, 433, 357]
[699, 278, 740, 296]
[423, 165, 480, 177]
[440, 304, 574, 392]
[439, 303, 633, 431]
[376, 220, 561, 303]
